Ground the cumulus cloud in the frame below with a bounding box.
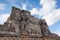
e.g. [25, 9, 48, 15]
[0, 14, 10, 24]
[30, 0, 60, 26]
[0, 3, 6, 10]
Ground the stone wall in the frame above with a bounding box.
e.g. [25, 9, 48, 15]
[0, 7, 60, 40]
[0, 37, 42, 40]
[0, 36, 59, 40]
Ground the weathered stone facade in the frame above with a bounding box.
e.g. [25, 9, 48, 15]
[0, 7, 60, 40]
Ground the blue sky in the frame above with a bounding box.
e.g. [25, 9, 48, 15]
[0, 0, 60, 36]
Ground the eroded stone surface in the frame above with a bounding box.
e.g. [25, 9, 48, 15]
[0, 7, 60, 40]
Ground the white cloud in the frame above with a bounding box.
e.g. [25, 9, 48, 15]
[42, 9, 60, 25]
[6, 0, 15, 3]
[30, 8, 39, 15]
[10, 0, 15, 3]
[0, 14, 10, 24]
[22, 4, 27, 10]
[30, 0, 60, 26]
[0, 3, 6, 10]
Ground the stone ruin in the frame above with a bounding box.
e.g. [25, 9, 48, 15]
[0, 7, 60, 40]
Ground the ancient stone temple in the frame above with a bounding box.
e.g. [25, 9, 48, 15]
[0, 7, 60, 40]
